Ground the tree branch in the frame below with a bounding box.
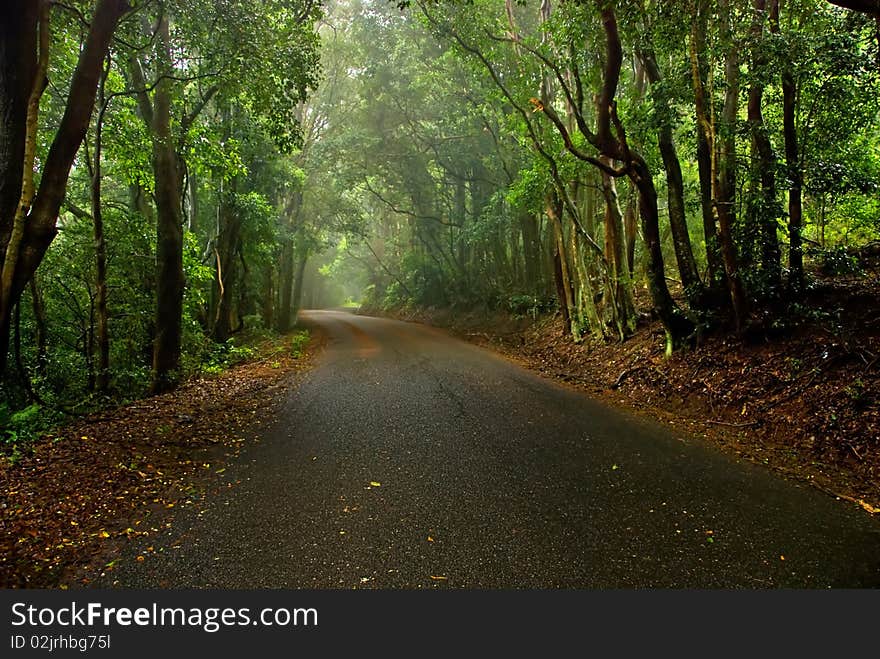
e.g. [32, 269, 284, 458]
[827, 0, 879, 17]
[362, 178, 461, 228]
[486, 30, 599, 147]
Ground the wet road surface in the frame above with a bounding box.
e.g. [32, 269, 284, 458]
[105, 310, 880, 588]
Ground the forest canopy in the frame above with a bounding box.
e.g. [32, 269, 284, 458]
[1, 0, 879, 431]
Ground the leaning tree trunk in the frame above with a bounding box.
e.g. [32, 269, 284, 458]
[595, 4, 692, 351]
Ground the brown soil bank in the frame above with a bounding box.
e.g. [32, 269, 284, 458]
[370, 278, 880, 517]
[0, 333, 319, 588]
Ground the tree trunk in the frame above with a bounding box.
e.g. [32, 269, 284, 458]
[546, 191, 572, 336]
[0, 1, 36, 241]
[0, 0, 40, 379]
[640, 50, 704, 309]
[691, 0, 747, 330]
[277, 239, 294, 332]
[696, 122, 726, 299]
[771, 0, 805, 296]
[187, 167, 199, 233]
[29, 277, 47, 372]
[148, 17, 185, 393]
[623, 185, 638, 277]
[290, 249, 309, 324]
[519, 210, 542, 294]
[631, 158, 692, 353]
[92, 59, 111, 392]
[691, 0, 728, 305]
[718, 0, 749, 331]
[211, 191, 241, 342]
[571, 218, 603, 340]
[276, 189, 302, 332]
[600, 159, 636, 339]
[596, 4, 692, 350]
[747, 0, 782, 294]
[262, 264, 275, 329]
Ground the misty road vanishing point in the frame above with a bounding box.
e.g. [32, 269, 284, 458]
[106, 310, 880, 588]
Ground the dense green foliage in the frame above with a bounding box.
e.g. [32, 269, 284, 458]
[1, 0, 323, 432]
[1, 0, 879, 435]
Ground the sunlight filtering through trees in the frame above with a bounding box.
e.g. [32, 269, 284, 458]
[1, 0, 878, 431]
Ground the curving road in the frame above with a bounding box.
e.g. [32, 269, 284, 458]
[106, 310, 880, 588]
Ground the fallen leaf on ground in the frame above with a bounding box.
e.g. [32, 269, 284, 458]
[857, 499, 879, 514]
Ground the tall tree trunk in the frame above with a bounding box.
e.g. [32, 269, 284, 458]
[570, 213, 603, 340]
[692, 0, 728, 303]
[29, 277, 47, 372]
[696, 122, 726, 299]
[290, 249, 309, 324]
[276, 189, 302, 332]
[86, 285, 96, 392]
[262, 265, 275, 329]
[631, 158, 692, 353]
[691, 0, 748, 331]
[147, 17, 185, 393]
[747, 0, 782, 294]
[92, 58, 111, 392]
[718, 0, 748, 330]
[212, 190, 241, 343]
[623, 185, 638, 277]
[0, 0, 38, 378]
[596, 4, 692, 351]
[600, 159, 636, 339]
[546, 191, 572, 336]
[640, 49, 704, 310]
[771, 0, 805, 296]
[277, 240, 294, 332]
[518, 210, 542, 294]
[187, 168, 199, 233]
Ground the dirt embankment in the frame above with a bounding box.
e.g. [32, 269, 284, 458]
[0, 332, 321, 588]
[369, 279, 880, 516]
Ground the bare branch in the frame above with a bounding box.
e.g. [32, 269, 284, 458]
[362, 179, 461, 228]
[486, 30, 598, 146]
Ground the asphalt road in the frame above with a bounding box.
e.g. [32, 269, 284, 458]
[107, 310, 880, 588]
